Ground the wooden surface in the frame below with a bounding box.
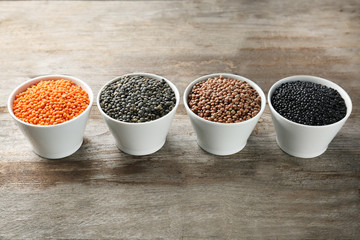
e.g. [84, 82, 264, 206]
[1, 0, 359, 239]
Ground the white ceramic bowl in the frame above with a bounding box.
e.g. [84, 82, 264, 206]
[184, 73, 266, 156]
[268, 75, 352, 158]
[8, 75, 94, 159]
[97, 73, 180, 156]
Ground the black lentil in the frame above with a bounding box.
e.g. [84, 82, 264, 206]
[188, 75, 261, 123]
[99, 75, 176, 123]
[271, 81, 347, 126]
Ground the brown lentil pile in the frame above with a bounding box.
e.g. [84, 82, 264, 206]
[188, 75, 261, 123]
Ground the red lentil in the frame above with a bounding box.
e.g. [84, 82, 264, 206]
[188, 75, 261, 123]
[13, 79, 90, 125]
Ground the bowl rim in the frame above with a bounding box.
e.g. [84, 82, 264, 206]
[7, 74, 94, 128]
[183, 73, 266, 126]
[267, 75, 353, 128]
[96, 72, 180, 125]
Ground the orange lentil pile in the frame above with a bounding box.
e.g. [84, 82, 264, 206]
[13, 79, 90, 125]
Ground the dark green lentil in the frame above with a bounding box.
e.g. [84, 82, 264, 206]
[99, 75, 176, 123]
[271, 81, 347, 126]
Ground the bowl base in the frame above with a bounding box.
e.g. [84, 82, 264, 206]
[276, 138, 327, 158]
[33, 140, 83, 160]
[116, 140, 166, 156]
[197, 141, 246, 156]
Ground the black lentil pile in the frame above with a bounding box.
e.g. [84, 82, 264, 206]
[271, 81, 347, 126]
[99, 75, 176, 123]
[188, 75, 262, 123]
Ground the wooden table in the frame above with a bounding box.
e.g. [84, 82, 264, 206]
[1, 1, 359, 239]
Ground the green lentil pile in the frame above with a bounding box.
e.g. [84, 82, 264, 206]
[99, 75, 176, 123]
[188, 75, 261, 123]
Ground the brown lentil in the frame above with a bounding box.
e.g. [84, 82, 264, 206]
[188, 75, 261, 123]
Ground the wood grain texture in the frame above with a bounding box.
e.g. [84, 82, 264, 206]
[0, 0, 359, 239]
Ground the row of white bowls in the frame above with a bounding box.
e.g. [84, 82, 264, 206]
[8, 73, 352, 159]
